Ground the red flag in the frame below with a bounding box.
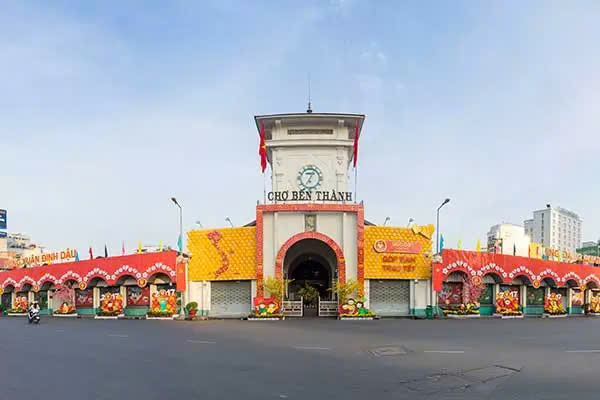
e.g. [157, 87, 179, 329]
[353, 119, 360, 168]
[259, 121, 267, 173]
[89, 247, 93, 260]
[122, 241, 125, 256]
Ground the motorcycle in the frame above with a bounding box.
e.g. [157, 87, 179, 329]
[28, 308, 40, 324]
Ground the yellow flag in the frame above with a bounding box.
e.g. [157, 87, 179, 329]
[457, 239, 462, 250]
[476, 239, 481, 253]
[159, 240, 164, 252]
[137, 242, 142, 254]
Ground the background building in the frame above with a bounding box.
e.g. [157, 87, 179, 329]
[487, 223, 530, 257]
[577, 240, 600, 256]
[523, 204, 582, 252]
[0, 233, 45, 270]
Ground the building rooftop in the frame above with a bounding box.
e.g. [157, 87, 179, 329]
[254, 112, 365, 137]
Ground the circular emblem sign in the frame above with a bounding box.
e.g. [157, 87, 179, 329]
[78, 281, 87, 290]
[33, 285, 40, 292]
[137, 278, 147, 288]
[297, 165, 322, 191]
[532, 280, 541, 289]
[0, 287, 4, 295]
[374, 240, 387, 253]
[471, 276, 482, 286]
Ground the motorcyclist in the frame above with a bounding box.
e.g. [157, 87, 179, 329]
[28, 300, 41, 324]
[29, 300, 40, 313]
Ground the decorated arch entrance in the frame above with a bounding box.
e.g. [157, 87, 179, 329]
[275, 232, 345, 317]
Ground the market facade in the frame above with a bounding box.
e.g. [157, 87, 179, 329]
[1, 111, 600, 320]
[185, 112, 435, 318]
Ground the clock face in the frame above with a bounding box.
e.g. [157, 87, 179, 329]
[297, 165, 322, 191]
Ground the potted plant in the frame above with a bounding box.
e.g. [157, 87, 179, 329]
[185, 302, 198, 319]
[297, 284, 319, 307]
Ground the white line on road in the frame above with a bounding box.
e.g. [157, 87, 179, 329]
[424, 350, 465, 354]
[108, 334, 129, 338]
[294, 346, 331, 351]
[187, 340, 216, 344]
[565, 350, 600, 353]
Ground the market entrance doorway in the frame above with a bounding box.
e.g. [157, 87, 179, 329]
[283, 238, 337, 317]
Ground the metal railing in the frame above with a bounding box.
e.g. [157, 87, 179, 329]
[283, 297, 303, 317]
[318, 297, 338, 317]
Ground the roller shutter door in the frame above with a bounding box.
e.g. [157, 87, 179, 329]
[210, 281, 251, 318]
[370, 280, 410, 316]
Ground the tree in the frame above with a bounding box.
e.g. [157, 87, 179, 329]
[462, 276, 484, 304]
[54, 284, 75, 306]
[263, 277, 293, 304]
[329, 278, 359, 305]
[297, 284, 319, 305]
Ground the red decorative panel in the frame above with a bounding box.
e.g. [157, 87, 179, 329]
[433, 249, 600, 292]
[0, 251, 178, 290]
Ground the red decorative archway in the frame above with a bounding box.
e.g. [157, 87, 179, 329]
[274, 232, 346, 288]
[432, 249, 600, 291]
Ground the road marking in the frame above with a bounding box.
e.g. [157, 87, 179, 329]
[294, 346, 331, 351]
[187, 340, 216, 344]
[424, 350, 465, 354]
[565, 350, 600, 353]
[108, 334, 129, 338]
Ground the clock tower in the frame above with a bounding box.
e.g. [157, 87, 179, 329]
[254, 112, 365, 203]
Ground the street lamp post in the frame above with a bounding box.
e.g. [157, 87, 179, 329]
[170, 197, 186, 320]
[436, 198, 451, 254]
[407, 218, 414, 227]
[225, 217, 233, 227]
[383, 216, 391, 226]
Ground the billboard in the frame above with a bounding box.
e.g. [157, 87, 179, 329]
[0, 209, 5, 230]
[0, 231, 6, 239]
[364, 224, 434, 279]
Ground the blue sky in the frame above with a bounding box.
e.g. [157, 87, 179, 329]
[3, 1, 600, 255]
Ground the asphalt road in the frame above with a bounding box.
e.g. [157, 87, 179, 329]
[1, 316, 599, 399]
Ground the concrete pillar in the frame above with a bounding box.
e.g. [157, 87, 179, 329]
[11, 291, 15, 309]
[93, 287, 100, 309]
[28, 291, 34, 305]
[520, 285, 526, 309]
[364, 279, 370, 309]
[149, 284, 156, 312]
[203, 281, 211, 316]
[120, 286, 127, 313]
[410, 280, 416, 315]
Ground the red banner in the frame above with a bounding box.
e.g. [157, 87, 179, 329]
[176, 262, 186, 292]
[374, 240, 422, 254]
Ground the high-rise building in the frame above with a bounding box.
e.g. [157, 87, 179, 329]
[523, 204, 582, 252]
[487, 223, 530, 257]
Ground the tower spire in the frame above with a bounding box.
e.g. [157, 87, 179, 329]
[306, 73, 312, 113]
